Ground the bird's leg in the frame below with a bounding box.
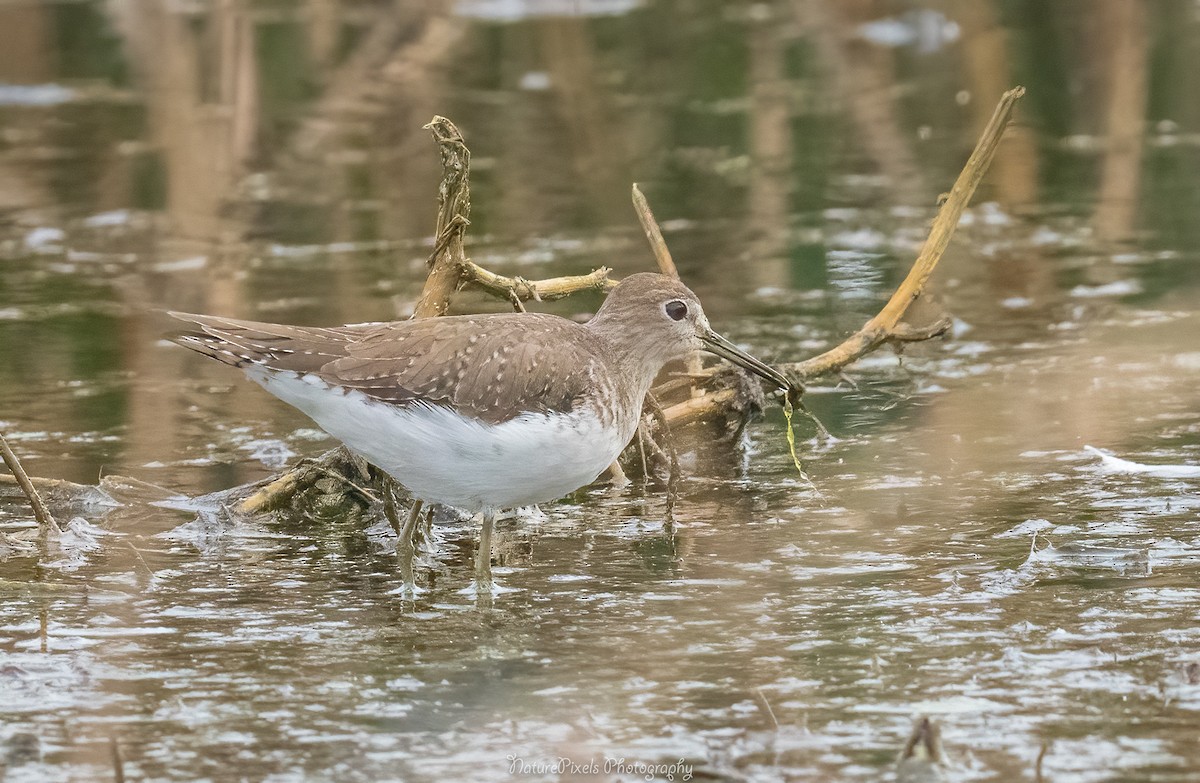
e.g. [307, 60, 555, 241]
[381, 477, 403, 535]
[401, 500, 423, 544]
[382, 481, 423, 592]
[474, 511, 495, 592]
[421, 506, 434, 550]
[380, 475, 422, 547]
[397, 500, 424, 591]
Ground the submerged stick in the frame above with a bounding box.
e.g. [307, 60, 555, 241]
[0, 472, 95, 495]
[753, 687, 779, 731]
[0, 433, 61, 534]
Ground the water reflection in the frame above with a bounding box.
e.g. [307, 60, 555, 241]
[3, 0, 1200, 781]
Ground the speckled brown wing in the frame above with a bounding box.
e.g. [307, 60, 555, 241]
[168, 312, 365, 373]
[324, 313, 600, 425]
[170, 311, 603, 426]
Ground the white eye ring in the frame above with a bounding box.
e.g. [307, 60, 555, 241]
[665, 300, 688, 321]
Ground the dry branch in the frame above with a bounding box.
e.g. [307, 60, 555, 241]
[781, 86, 1024, 381]
[413, 116, 472, 318]
[0, 433, 61, 534]
[462, 262, 615, 301]
[632, 183, 680, 278]
[658, 87, 1024, 428]
[236, 450, 343, 516]
[632, 184, 705, 394]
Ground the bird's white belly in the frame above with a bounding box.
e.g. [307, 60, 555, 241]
[248, 369, 631, 513]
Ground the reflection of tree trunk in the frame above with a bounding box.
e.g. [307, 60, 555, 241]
[494, 23, 553, 238]
[0, 160, 49, 212]
[538, 18, 626, 225]
[746, 1, 794, 275]
[308, 0, 339, 68]
[489, 18, 626, 238]
[277, 2, 463, 242]
[1159, 1, 1200, 135]
[0, 6, 52, 82]
[800, 0, 926, 204]
[1094, 0, 1148, 242]
[288, 2, 412, 163]
[375, 10, 468, 241]
[0, 7, 53, 211]
[219, 0, 259, 168]
[104, 0, 261, 475]
[106, 0, 258, 240]
[957, 0, 1038, 209]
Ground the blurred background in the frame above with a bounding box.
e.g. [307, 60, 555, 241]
[3, 2, 1200, 782]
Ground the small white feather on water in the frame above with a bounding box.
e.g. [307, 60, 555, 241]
[1083, 445, 1200, 479]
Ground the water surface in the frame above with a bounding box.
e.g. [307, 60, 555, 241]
[3, 2, 1200, 781]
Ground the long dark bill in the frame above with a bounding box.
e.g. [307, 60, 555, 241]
[701, 331, 792, 391]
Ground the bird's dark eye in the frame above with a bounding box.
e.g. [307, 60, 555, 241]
[665, 300, 688, 321]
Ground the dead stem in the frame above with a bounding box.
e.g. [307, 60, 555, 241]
[783, 87, 1025, 380]
[632, 183, 680, 277]
[633, 184, 705, 393]
[753, 687, 780, 731]
[0, 432, 61, 534]
[412, 116, 472, 319]
[461, 262, 615, 301]
[1035, 740, 1048, 783]
[110, 735, 126, 783]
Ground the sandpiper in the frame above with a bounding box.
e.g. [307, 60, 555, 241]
[170, 272, 791, 588]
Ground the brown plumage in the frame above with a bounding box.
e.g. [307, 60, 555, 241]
[171, 311, 609, 426]
[170, 273, 791, 433]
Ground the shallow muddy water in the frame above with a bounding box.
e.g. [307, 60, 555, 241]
[3, 2, 1200, 782]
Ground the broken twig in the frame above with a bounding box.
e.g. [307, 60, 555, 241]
[783, 87, 1025, 380]
[412, 116, 472, 318]
[0, 433, 61, 534]
[633, 183, 705, 396]
[461, 262, 615, 301]
[632, 183, 680, 278]
[110, 735, 126, 783]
